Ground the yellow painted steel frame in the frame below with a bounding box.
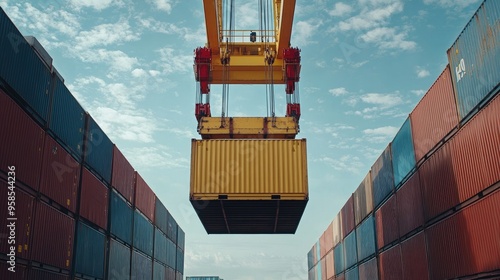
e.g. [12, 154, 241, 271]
[198, 117, 298, 139]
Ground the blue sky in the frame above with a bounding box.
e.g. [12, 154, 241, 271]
[1, 0, 483, 279]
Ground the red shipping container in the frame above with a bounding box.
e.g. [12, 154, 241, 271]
[359, 257, 378, 280]
[39, 134, 80, 213]
[135, 172, 155, 222]
[111, 145, 135, 204]
[326, 250, 335, 279]
[379, 245, 403, 280]
[375, 193, 399, 250]
[0, 89, 45, 190]
[28, 268, 70, 280]
[0, 262, 26, 280]
[325, 222, 334, 254]
[0, 180, 35, 260]
[397, 172, 424, 237]
[332, 213, 342, 247]
[401, 231, 429, 280]
[410, 65, 458, 162]
[354, 172, 373, 226]
[426, 189, 500, 280]
[31, 201, 75, 269]
[80, 167, 109, 230]
[341, 195, 355, 238]
[321, 257, 327, 280]
[478, 94, 500, 190]
[320, 231, 327, 259]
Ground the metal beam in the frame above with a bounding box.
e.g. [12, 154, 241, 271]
[203, 0, 220, 54]
[276, 0, 296, 58]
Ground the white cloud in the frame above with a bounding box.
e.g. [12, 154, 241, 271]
[360, 27, 416, 51]
[152, 0, 173, 13]
[416, 67, 430, 78]
[316, 61, 326, 68]
[157, 47, 194, 74]
[292, 19, 322, 46]
[363, 126, 399, 137]
[423, 0, 480, 9]
[329, 87, 349, 96]
[236, 2, 259, 29]
[132, 68, 148, 78]
[361, 93, 403, 108]
[70, 0, 119, 10]
[411, 89, 425, 96]
[352, 60, 369, 68]
[77, 49, 138, 72]
[329, 2, 353, 17]
[149, 70, 161, 77]
[334, 2, 403, 32]
[318, 155, 364, 174]
[75, 20, 140, 50]
[125, 146, 189, 168]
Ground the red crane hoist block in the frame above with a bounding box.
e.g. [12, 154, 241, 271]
[286, 103, 301, 120]
[195, 47, 212, 94]
[284, 48, 301, 94]
[195, 103, 211, 121]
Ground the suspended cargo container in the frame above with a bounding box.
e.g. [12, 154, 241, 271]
[378, 244, 403, 280]
[354, 172, 373, 226]
[155, 199, 168, 235]
[31, 201, 75, 269]
[344, 230, 357, 270]
[108, 238, 131, 280]
[371, 144, 394, 208]
[28, 269, 69, 280]
[332, 213, 342, 247]
[110, 189, 133, 246]
[39, 134, 80, 213]
[177, 227, 185, 251]
[334, 242, 344, 275]
[356, 215, 376, 262]
[176, 246, 184, 274]
[400, 231, 429, 280]
[74, 221, 106, 279]
[358, 257, 378, 280]
[135, 172, 155, 222]
[190, 139, 308, 234]
[375, 194, 399, 250]
[80, 167, 109, 230]
[154, 261, 166, 280]
[167, 212, 178, 244]
[345, 266, 359, 280]
[84, 115, 113, 185]
[396, 172, 424, 237]
[48, 77, 86, 161]
[133, 209, 154, 257]
[326, 250, 335, 280]
[0, 9, 52, 125]
[341, 195, 355, 238]
[0, 181, 34, 259]
[154, 227, 168, 265]
[0, 89, 45, 189]
[447, 0, 500, 121]
[391, 118, 416, 188]
[410, 65, 458, 162]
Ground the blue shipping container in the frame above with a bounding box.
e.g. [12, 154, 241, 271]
[108, 238, 131, 280]
[133, 209, 154, 257]
[356, 215, 376, 262]
[167, 238, 176, 269]
[75, 222, 105, 278]
[0, 8, 52, 125]
[344, 230, 358, 270]
[155, 199, 168, 235]
[110, 190, 133, 245]
[316, 241, 321, 264]
[345, 265, 359, 280]
[177, 227, 185, 251]
[447, 0, 500, 120]
[84, 114, 113, 184]
[307, 247, 314, 270]
[167, 211, 178, 244]
[176, 246, 184, 274]
[154, 227, 168, 265]
[131, 250, 153, 280]
[372, 144, 395, 208]
[316, 260, 322, 280]
[391, 118, 416, 188]
[334, 242, 344, 275]
[49, 77, 85, 161]
[153, 261, 166, 280]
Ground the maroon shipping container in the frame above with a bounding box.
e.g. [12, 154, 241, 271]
[359, 257, 378, 280]
[354, 172, 373, 226]
[375, 193, 399, 250]
[135, 172, 155, 222]
[326, 250, 335, 279]
[336, 272, 345, 280]
[31, 201, 75, 269]
[341, 195, 355, 238]
[80, 166, 109, 230]
[39, 134, 80, 213]
[410, 65, 459, 162]
[111, 145, 135, 204]
[325, 222, 334, 255]
[28, 268, 70, 280]
[0, 180, 35, 260]
[321, 257, 327, 280]
[401, 231, 429, 280]
[478, 94, 500, 191]
[0, 89, 45, 190]
[426, 189, 500, 280]
[0, 262, 27, 280]
[378, 245, 403, 280]
[396, 172, 424, 237]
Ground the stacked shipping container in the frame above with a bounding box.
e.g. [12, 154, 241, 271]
[0, 8, 185, 280]
[308, 1, 500, 279]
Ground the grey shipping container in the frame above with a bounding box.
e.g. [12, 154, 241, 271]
[391, 118, 416, 188]
[356, 215, 376, 262]
[74, 221, 106, 278]
[84, 114, 113, 184]
[133, 209, 154, 257]
[345, 265, 359, 280]
[131, 250, 153, 280]
[371, 144, 394, 208]
[344, 230, 358, 270]
[177, 226, 185, 251]
[176, 246, 184, 274]
[155, 199, 168, 235]
[154, 227, 168, 265]
[110, 190, 133, 246]
[154, 261, 166, 280]
[108, 238, 131, 280]
[166, 267, 176, 280]
[334, 242, 345, 275]
[167, 238, 177, 269]
[308, 247, 315, 270]
[167, 211, 178, 244]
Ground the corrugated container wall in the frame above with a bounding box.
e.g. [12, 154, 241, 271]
[345, 266, 359, 280]
[447, 0, 500, 120]
[320, 231, 327, 259]
[155, 228, 168, 265]
[344, 230, 357, 270]
[153, 261, 166, 280]
[341, 195, 355, 238]
[378, 245, 403, 280]
[334, 242, 344, 275]
[135, 172, 155, 222]
[316, 260, 322, 280]
[391, 118, 416, 188]
[308, 247, 315, 271]
[176, 246, 184, 274]
[371, 144, 394, 208]
[410, 65, 458, 162]
[28, 269, 69, 280]
[0, 262, 27, 280]
[400, 232, 429, 280]
[177, 227, 186, 251]
[155, 199, 168, 235]
[131, 250, 153, 280]
[111, 145, 135, 203]
[356, 215, 376, 262]
[176, 272, 183, 280]
[321, 257, 327, 280]
[80, 167, 109, 230]
[0, 90, 45, 189]
[308, 268, 316, 280]
[396, 172, 424, 237]
[375, 194, 399, 250]
[84, 115, 113, 184]
[332, 213, 343, 247]
[133, 209, 154, 257]
[167, 212, 178, 244]
[166, 267, 176, 280]
[74, 221, 105, 279]
[354, 172, 373, 225]
[326, 250, 335, 279]
[0, 8, 52, 124]
[110, 190, 133, 246]
[358, 257, 378, 280]
[48, 77, 86, 160]
[167, 238, 177, 270]
[108, 238, 131, 280]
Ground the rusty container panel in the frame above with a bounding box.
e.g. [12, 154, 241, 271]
[332, 212, 343, 247]
[80, 167, 109, 230]
[378, 244, 403, 280]
[40, 134, 80, 213]
[341, 195, 355, 238]
[31, 201, 75, 269]
[0, 89, 45, 189]
[477, 94, 500, 192]
[371, 144, 394, 208]
[354, 172, 373, 226]
[447, 0, 500, 120]
[426, 189, 500, 280]
[396, 172, 424, 237]
[400, 231, 429, 280]
[375, 194, 399, 250]
[391, 118, 416, 188]
[358, 257, 378, 280]
[135, 172, 155, 222]
[0, 180, 35, 259]
[326, 250, 335, 279]
[410, 65, 459, 162]
[190, 139, 308, 198]
[112, 145, 135, 204]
